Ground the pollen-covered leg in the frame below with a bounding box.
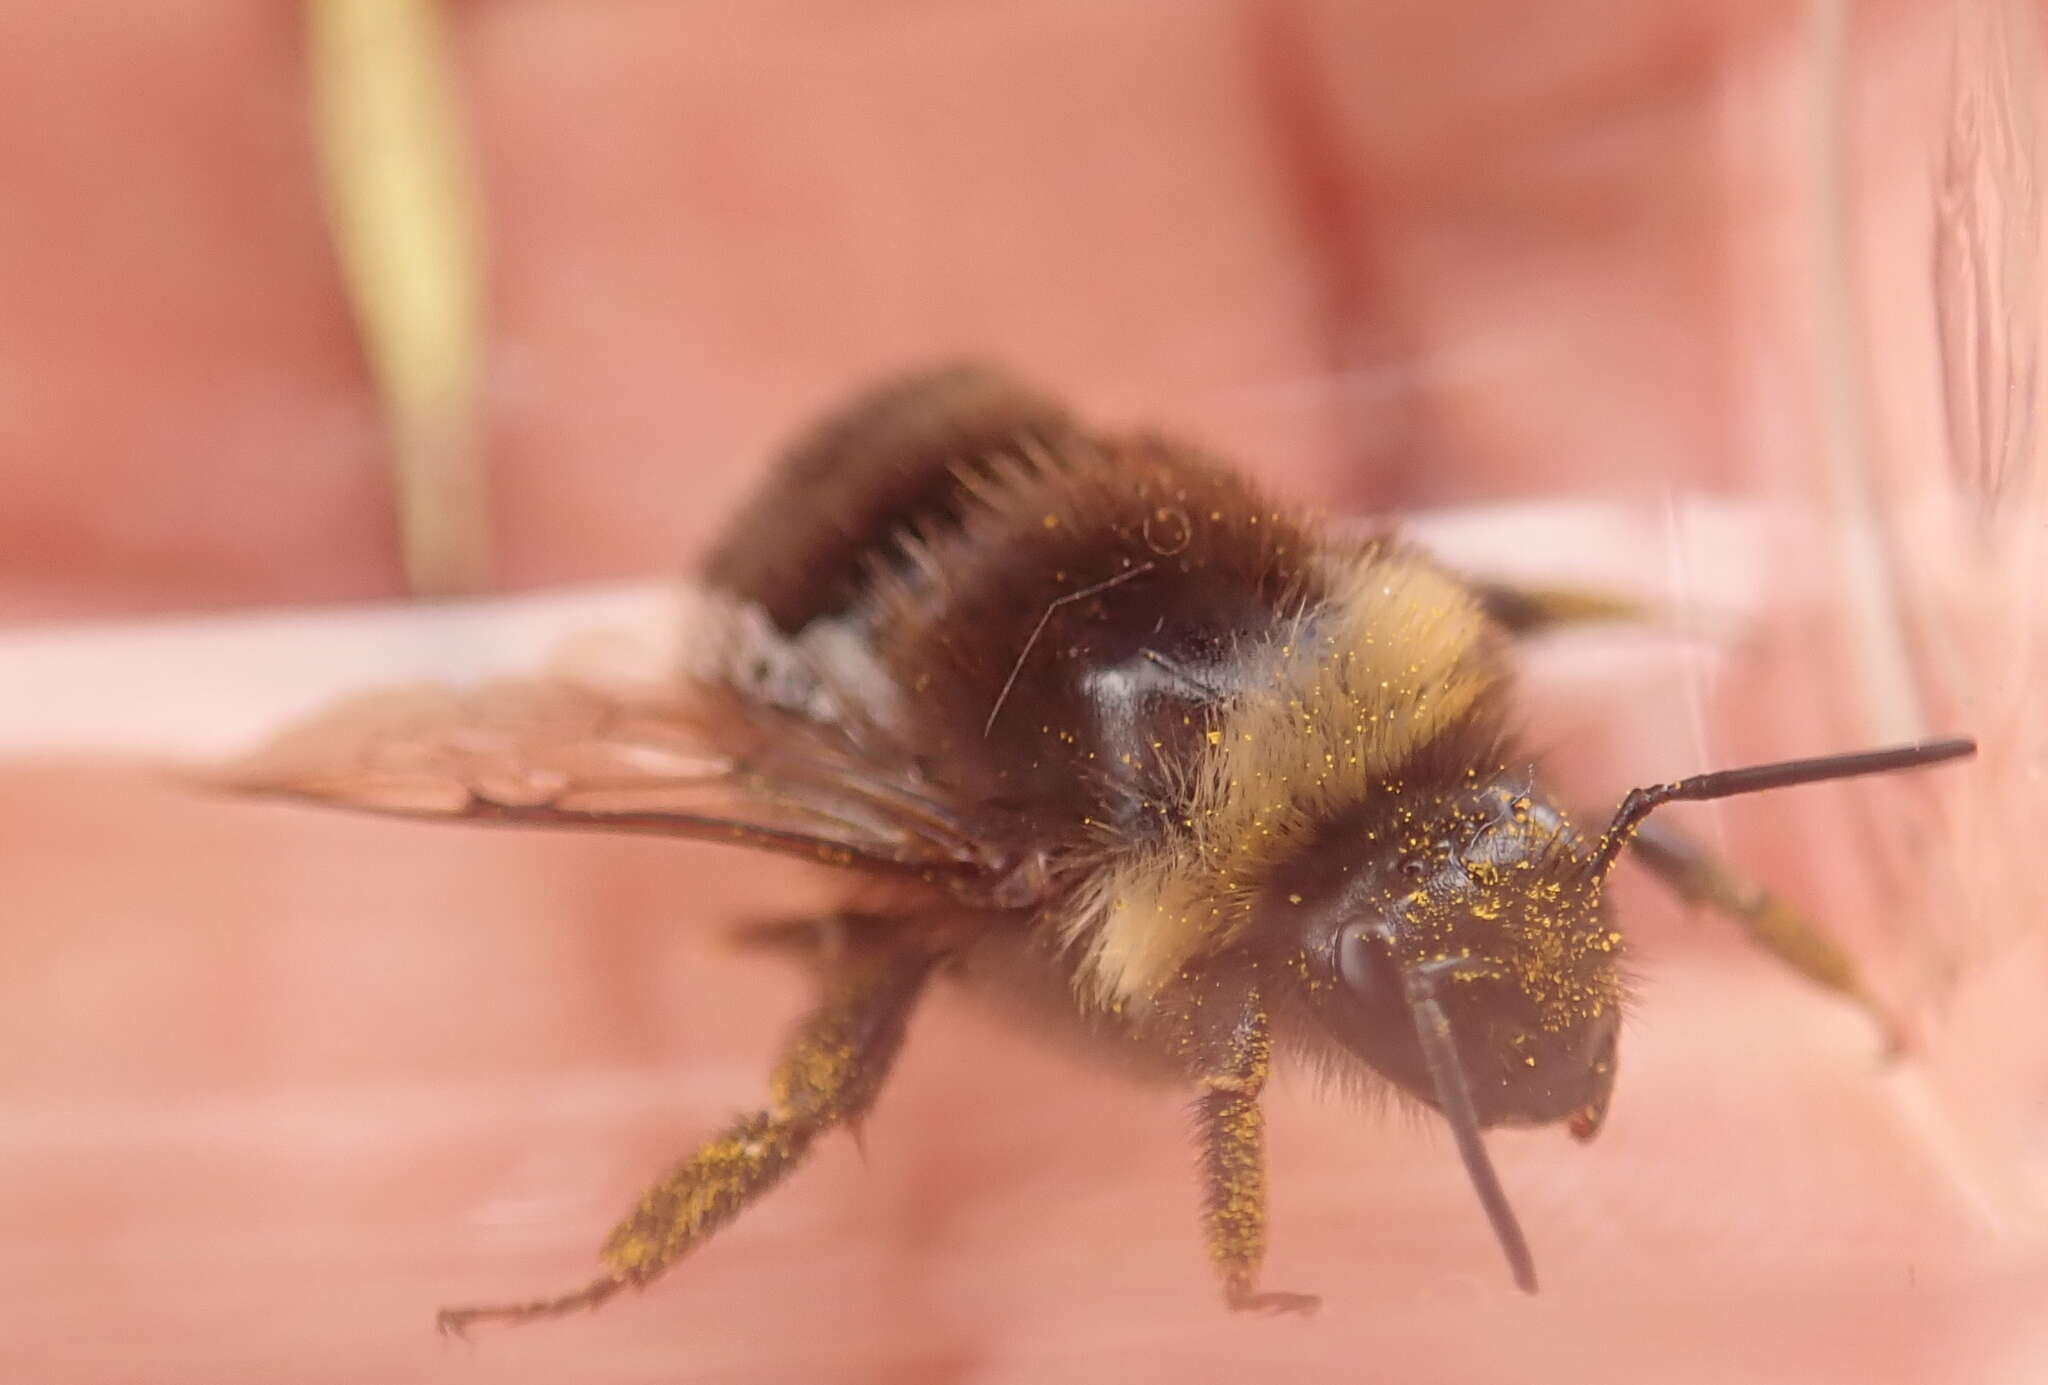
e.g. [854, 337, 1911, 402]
[1193, 999, 1319, 1315]
[436, 940, 940, 1335]
[1629, 822, 1909, 1053]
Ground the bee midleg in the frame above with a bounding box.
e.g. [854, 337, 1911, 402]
[1471, 579, 1644, 636]
[435, 932, 941, 1335]
[1191, 992, 1319, 1315]
[1628, 821, 1907, 1053]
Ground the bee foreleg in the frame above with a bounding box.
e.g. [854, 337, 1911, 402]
[435, 939, 940, 1335]
[1628, 821, 1908, 1053]
[1192, 993, 1319, 1315]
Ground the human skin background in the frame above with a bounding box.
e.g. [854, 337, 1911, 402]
[1, 4, 2043, 1384]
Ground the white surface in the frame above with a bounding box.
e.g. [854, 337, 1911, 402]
[0, 499, 1785, 760]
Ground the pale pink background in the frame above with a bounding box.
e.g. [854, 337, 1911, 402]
[1, 4, 2041, 1383]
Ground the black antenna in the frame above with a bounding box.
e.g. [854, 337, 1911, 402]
[1585, 737, 1976, 883]
[1405, 969, 1539, 1295]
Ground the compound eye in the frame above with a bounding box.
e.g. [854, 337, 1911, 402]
[1337, 927, 1400, 1010]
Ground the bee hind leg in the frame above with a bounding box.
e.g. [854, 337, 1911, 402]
[1471, 579, 1644, 636]
[1629, 821, 1910, 1054]
[725, 912, 858, 964]
[436, 937, 941, 1334]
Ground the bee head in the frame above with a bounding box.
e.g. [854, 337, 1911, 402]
[1279, 780, 1624, 1139]
[1260, 775, 1623, 1296]
[1260, 736, 1971, 1294]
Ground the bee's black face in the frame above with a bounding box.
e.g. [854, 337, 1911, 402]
[1331, 923, 1620, 1132]
[1281, 782, 1625, 1137]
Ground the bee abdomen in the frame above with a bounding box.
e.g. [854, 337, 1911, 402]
[702, 363, 1080, 634]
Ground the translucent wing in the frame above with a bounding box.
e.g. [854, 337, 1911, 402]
[221, 677, 994, 884]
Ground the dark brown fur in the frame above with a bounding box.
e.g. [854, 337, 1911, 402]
[701, 363, 1081, 632]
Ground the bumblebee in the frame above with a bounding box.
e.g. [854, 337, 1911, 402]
[230, 364, 1973, 1326]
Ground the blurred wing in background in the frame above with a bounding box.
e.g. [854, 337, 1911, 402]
[220, 677, 994, 884]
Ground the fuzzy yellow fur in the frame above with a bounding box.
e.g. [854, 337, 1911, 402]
[1065, 541, 1499, 1008]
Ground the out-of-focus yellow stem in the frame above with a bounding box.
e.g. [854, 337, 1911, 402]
[306, 0, 491, 596]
